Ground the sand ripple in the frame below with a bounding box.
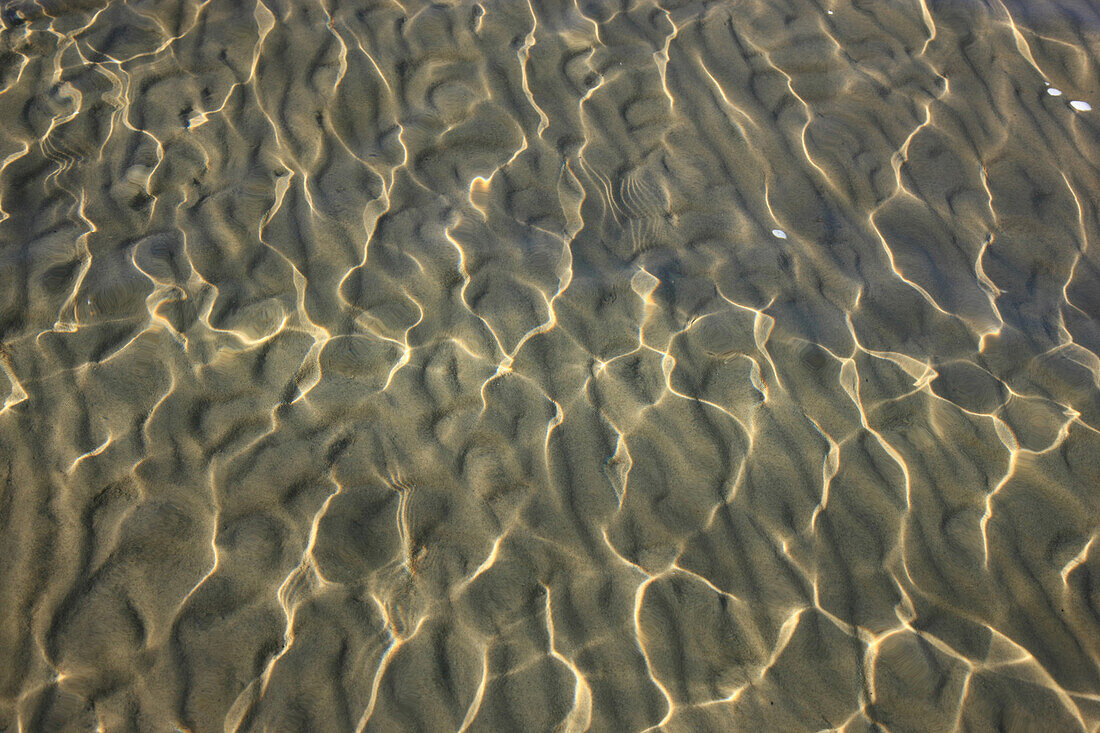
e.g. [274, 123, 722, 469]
[1, 0, 1099, 730]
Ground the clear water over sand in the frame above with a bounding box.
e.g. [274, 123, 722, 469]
[1, 0, 1099, 730]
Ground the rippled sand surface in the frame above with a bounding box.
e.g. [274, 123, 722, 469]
[2, 0, 1100, 730]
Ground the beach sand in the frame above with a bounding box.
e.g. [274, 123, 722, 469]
[1, 0, 1099, 730]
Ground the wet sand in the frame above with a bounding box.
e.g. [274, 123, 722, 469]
[1, 0, 1099, 730]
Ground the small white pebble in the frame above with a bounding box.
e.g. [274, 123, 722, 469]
[1071, 100, 1092, 111]
[1047, 87, 1063, 96]
[827, 9, 834, 14]
[772, 229, 787, 239]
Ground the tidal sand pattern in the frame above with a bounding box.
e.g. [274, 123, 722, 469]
[1, 0, 1099, 730]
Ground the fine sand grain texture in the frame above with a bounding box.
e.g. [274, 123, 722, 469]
[1, 0, 1100, 730]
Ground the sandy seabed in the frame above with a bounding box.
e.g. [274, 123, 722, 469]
[1, 0, 1100, 730]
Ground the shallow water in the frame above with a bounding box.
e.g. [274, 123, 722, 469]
[1, 0, 1099, 730]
